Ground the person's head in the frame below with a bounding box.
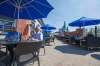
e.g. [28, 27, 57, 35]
[34, 27, 41, 33]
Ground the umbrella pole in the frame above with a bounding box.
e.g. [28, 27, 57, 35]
[17, 7, 20, 19]
[95, 26, 97, 37]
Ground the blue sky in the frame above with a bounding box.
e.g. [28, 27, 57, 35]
[43, 0, 100, 31]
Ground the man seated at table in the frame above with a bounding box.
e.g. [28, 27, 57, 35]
[31, 27, 43, 41]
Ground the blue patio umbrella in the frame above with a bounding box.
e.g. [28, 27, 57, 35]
[0, 0, 53, 19]
[43, 29, 52, 32]
[69, 17, 100, 27]
[69, 17, 100, 37]
[41, 24, 56, 30]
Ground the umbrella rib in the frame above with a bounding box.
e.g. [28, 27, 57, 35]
[9, 0, 17, 8]
[22, 0, 35, 7]
[16, 0, 21, 6]
[24, 7, 33, 19]
[34, 0, 53, 8]
[13, 6, 17, 18]
[11, 0, 17, 6]
[17, 7, 20, 19]
[11, 0, 19, 12]
[0, 0, 9, 5]
[22, 0, 52, 8]
[16, 0, 19, 5]
[19, 0, 23, 6]
[26, 5, 45, 17]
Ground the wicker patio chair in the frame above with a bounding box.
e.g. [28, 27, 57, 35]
[13, 41, 42, 66]
[80, 34, 100, 50]
[0, 51, 8, 66]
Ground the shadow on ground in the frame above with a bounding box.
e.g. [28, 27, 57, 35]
[91, 54, 100, 60]
[15, 54, 39, 66]
[55, 44, 94, 55]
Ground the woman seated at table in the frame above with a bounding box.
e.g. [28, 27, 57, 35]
[31, 27, 43, 41]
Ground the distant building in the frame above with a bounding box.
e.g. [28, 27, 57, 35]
[59, 21, 69, 32]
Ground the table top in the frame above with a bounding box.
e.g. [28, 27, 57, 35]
[0, 40, 43, 45]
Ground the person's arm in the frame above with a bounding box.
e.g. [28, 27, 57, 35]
[35, 32, 43, 41]
[31, 33, 38, 40]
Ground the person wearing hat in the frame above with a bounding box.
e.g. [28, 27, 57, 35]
[31, 27, 43, 41]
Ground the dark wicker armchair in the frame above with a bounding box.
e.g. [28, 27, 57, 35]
[13, 41, 42, 66]
[80, 34, 100, 50]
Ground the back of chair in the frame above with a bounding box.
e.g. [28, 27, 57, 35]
[14, 41, 42, 56]
[86, 35, 96, 47]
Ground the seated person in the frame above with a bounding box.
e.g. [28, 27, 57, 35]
[31, 27, 43, 41]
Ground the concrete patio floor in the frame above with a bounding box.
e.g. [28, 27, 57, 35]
[32, 39, 100, 66]
[0, 39, 100, 66]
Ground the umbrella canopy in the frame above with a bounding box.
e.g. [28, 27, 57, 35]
[0, 0, 53, 19]
[43, 29, 52, 32]
[69, 17, 100, 27]
[41, 24, 56, 30]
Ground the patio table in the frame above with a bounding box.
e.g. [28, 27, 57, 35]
[0, 40, 42, 66]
